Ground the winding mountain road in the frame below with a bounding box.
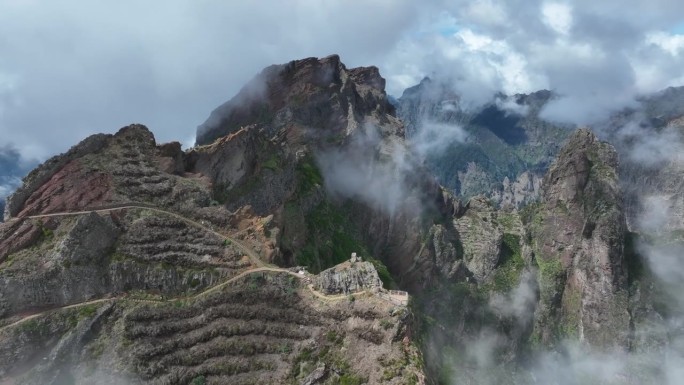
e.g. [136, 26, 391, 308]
[24, 204, 264, 267]
[1, 204, 401, 333]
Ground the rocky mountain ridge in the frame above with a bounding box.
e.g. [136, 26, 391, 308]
[0, 55, 432, 385]
[1, 54, 681, 384]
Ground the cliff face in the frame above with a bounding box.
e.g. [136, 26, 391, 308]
[196, 54, 399, 146]
[529, 128, 630, 348]
[188, 55, 466, 292]
[316, 261, 383, 295]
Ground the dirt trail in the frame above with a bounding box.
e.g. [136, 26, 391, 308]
[25, 204, 264, 267]
[0, 266, 369, 333]
[0, 298, 114, 333]
[0, 205, 405, 332]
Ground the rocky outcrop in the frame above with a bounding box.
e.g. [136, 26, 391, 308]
[196, 54, 400, 146]
[187, 125, 298, 215]
[156, 141, 185, 175]
[189, 56, 463, 291]
[490, 171, 543, 209]
[315, 261, 383, 295]
[0, 208, 251, 319]
[531, 128, 630, 349]
[4, 124, 216, 220]
[0, 213, 120, 318]
[0, 219, 42, 263]
[455, 196, 503, 281]
[15, 160, 113, 218]
[4, 133, 111, 220]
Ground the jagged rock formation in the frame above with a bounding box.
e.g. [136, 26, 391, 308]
[529, 128, 630, 348]
[455, 196, 504, 281]
[3, 133, 111, 220]
[197, 54, 400, 146]
[191, 55, 465, 292]
[315, 261, 383, 295]
[490, 171, 542, 209]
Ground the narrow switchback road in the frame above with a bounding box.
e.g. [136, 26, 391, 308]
[0, 204, 403, 333]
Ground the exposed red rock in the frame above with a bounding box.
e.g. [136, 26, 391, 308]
[0, 220, 41, 262]
[16, 160, 113, 217]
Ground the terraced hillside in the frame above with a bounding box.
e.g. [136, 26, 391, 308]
[0, 265, 422, 384]
[0, 207, 254, 324]
[3, 125, 212, 221]
[0, 194, 422, 384]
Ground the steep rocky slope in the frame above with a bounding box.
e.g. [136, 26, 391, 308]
[3, 54, 679, 385]
[0, 56, 432, 384]
[527, 129, 630, 348]
[192, 56, 661, 383]
[0, 124, 424, 384]
[0, 270, 423, 385]
[191, 55, 465, 293]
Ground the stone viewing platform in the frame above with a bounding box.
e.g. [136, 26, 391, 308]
[378, 289, 409, 306]
[313, 253, 410, 306]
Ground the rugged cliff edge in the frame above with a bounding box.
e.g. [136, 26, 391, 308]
[529, 128, 630, 348]
[1, 54, 670, 384]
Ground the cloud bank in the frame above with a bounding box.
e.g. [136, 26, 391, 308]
[382, 0, 684, 124]
[1, 1, 683, 165]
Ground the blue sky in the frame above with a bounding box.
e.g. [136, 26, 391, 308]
[672, 21, 684, 34]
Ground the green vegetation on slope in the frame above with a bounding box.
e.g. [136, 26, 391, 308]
[296, 156, 323, 196]
[487, 233, 524, 293]
[290, 201, 393, 287]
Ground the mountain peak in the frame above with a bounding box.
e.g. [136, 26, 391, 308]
[196, 55, 396, 146]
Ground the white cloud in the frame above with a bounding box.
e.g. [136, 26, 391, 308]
[542, 2, 573, 35]
[383, 0, 684, 125]
[410, 121, 468, 158]
[0, 0, 420, 160]
[647, 32, 684, 55]
[0, 176, 21, 199]
[1, 0, 684, 173]
[464, 0, 508, 27]
[495, 96, 530, 116]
